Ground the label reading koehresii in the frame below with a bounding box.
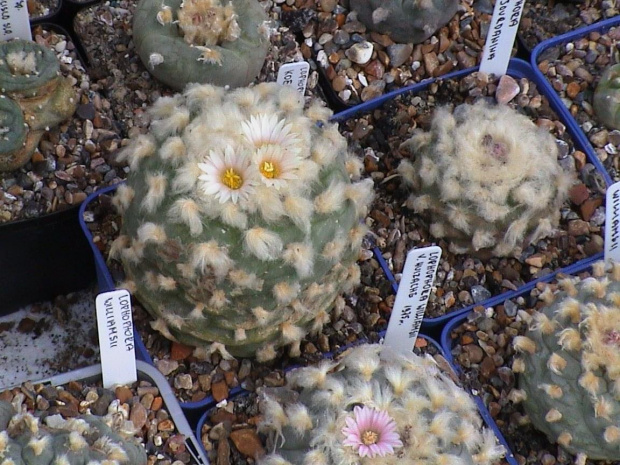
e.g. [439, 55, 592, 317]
[277, 62, 310, 99]
[0, 0, 32, 41]
[605, 181, 620, 266]
[479, 0, 525, 76]
[383, 246, 442, 355]
[95, 290, 137, 388]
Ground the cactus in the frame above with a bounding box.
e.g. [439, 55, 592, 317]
[110, 82, 373, 361]
[593, 63, 620, 130]
[0, 399, 147, 464]
[511, 261, 620, 462]
[0, 39, 77, 172]
[256, 343, 506, 465]
[133, 0, 270, 91]
[397, 100, 573, 257]
[349, 0, 459, 44]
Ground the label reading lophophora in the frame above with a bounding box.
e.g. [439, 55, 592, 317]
[96, 289, 137, 388]
[277, 62, 310, 100]
[383, 246, 442, 355]
[0, 0, 31, 41]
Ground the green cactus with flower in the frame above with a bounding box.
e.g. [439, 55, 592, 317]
[111, 82, 373, 361]
[132, 0, 270, 91]
[257, 343, 506, 465]
[0, 399, 147, 464]
[593, 63, 620, 130]
[512, 261, 620, 462]
[0, 39, 77, 172]
[349, 0, 459, 44]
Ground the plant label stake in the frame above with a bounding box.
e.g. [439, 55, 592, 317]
[605, 181, 620, 266]
[383, 246, 441, 355]
[277, 62, 310, 101]
[0, 0, 31, 41]
[96, 289, 137, 388]
[479, 0, 524, 76]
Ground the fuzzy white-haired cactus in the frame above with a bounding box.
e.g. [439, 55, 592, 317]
[397, 100, 573, 257]
[0, 400, 147, 464]
[510, 261, 620, 462]
[257, 344, 506, 465]
[111, 82, 373, 361]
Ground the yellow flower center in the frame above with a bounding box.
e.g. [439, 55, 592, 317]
[221, 168, 243, 190]
[362, 430, 379, 446]
[259, 160, 279, 179]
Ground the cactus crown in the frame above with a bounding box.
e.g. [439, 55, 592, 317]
[257, 344, 506, 465]
[0, 399, 147, 464]
[111, 82, 372, 361]
[512, 261, 620, 461]
[397, 100, 573, 257]
[593, 63, 620, 131]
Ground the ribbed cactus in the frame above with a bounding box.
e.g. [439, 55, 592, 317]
[0, 39, 77, 172]
[349, 0, 459, 44]
[593, 63, 620, 130]
[397, 100, 573, 257]
[257, 344, 506, 465]
[111, 82, 373, 361]
[133, 0, 270, 91]
[512, 261, 620, 462]
[0, 400, 147, 464]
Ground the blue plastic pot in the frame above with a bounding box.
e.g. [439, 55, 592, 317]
[530, 16, 620, 188]
[195, 333, 516, 463]
[332, 57, 608, 335]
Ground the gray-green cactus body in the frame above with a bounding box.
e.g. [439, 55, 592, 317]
[513, 262, 620, 461]
[593, 63, 620, 130]
[133, 0, 270, 91]
[0, 400, 147, 465]
[113, 82, 372, 361]
[0, 39, 77, 172]
[397, 100, 573, 257]
[257, 344, 506, 465]
[349, 0, 459, 44]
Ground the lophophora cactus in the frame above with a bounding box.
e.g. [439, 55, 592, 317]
[256, 343, 506, 465]
[0, 399, 147, 464]
[349, 0, 459, 44]
[111, 82, 373, 361]
[133, 0, 270, 91]
[593, 63, 620, 131]
[0, 39, 77, 172]
[397, 100, 573, 257]
[511, 261, 620, 462]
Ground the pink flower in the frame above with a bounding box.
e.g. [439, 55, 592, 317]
[342, 406, 403, 458]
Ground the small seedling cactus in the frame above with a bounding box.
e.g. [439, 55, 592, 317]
[397, 100, 573, 257]
[133, 0, 270, 91]
[257, 343, 506, 464]
[0, 39, 77, 172]
[512, 261, 620, 462]
[111, 82, 373, 361]
[349, 0, 459, 44]
[593, 63, 620, 130]
[0, 399, 147, 464]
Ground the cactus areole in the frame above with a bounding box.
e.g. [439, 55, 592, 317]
[132, 0, 270, 91]
[112, 83, 373, 361]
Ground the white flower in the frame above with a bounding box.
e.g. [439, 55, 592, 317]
[253, 145, 301, 189]
[198, 146, 258, 204]
[241, 113, 300, 154]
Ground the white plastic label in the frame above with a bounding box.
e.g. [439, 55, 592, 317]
[383, 246, 442, 355]
[479, 0, 525, 76]
[95, 290, 137, 388]
[605, 181, 620, 266]
[0, 0, 32, 41]
[277, 62, 309, 98]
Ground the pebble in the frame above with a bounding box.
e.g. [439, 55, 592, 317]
[229, 429, 265, 458]
[495, 75, 520, 104]
[345, 41, 373, 64]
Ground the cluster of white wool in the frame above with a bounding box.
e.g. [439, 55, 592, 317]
[0, 399, 146, 465]
[258, 344, 506, 465]
[5, 51, 38, 76]
[112, 82, 372, 361]
[397, 100, 573, 257]
[511, 261, 620, 461]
